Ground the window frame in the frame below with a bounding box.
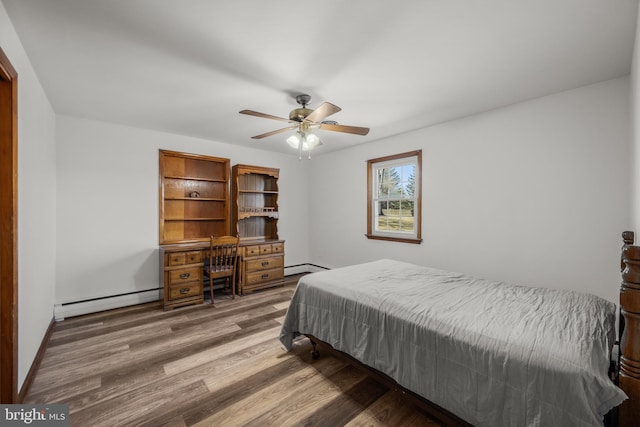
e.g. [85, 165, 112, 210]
[366, 150, 422, 244]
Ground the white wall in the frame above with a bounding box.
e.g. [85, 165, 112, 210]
[55, 115, 309, 305]
[632, 6, 640, 231]
[0, 2, 57, 391]
[309, 78, 630, 304]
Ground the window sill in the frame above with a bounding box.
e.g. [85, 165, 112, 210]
[365, 234, 422, 244]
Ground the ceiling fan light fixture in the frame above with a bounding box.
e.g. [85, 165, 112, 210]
[286, 132, 301, 149]
[286, 131, 321, 151]
[303, 133, 321, 150]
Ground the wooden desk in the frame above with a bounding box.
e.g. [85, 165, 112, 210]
[159, 239, 284, 310]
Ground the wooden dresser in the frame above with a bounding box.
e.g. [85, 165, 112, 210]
[239, 239, 285, 294]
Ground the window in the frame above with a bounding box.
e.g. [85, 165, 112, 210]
[366, 150, 422, 244]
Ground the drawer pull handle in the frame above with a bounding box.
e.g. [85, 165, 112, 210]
[180, 273, 190, 279]
[262, 274, 269, 280]
[180, 287, 190, 294]
[261, 261, 269, 267]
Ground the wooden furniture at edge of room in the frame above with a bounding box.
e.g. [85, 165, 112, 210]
[205, 235, 240, 305]
[620, 230, 640, 426]
[232, 164, 285, 294]
[238, 239, 285, 294]
[159, 150, 230, 309]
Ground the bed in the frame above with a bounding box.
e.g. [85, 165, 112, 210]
[279, 258, 627, 427]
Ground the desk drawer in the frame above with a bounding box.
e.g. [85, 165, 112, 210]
[245, 256, 283, 273]
[168, 282, 201, 300]
[168, 251, 202, 266]
[185, 251, 202, 264]
[169, 267, 201, 284]
[245, 268, 284, 286]
[169, 253, 186, 266]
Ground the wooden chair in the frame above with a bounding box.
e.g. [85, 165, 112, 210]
[204, 236, 240, 305]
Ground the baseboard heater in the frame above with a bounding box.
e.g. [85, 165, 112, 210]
[54, 288, 160, 321]
[54, 263, 329, 320]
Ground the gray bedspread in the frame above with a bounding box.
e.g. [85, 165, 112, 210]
[279, 259, 627, 426]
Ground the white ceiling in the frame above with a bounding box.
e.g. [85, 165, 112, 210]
[3, 0, 638, 155]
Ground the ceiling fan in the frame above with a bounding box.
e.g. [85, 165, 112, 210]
[239, 94, 369, 159]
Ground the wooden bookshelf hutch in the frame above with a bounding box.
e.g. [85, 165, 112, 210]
[159, 150, 230, 244]
[231, 164, 285, 294]
[158, 150, 231, 309]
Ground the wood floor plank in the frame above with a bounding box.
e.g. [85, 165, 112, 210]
[48, 312, 192, 347]
[164, 324, 282, 376]
[171, 304, 279, 332]
[344, 390, 423, 426]
[23, 375, 102, 405]
[290, 376, 389, 427]
[71, 379, 209, 427]
[191, 355, 348, 427]
[30, 345, 132, 394]
[240, 365, 370, 427]
[136, 339, 315, 426]
[272, 300, 290, 311]
[67, 334, 285, 416]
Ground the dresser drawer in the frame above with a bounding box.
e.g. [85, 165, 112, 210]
[245, 256, 283, 273]
[169, 267, 201, 284]
[168, 282, 201, 300]
[245, 268, 284, 286]
[259, 244, 272, 255]
[244, 245, 261, 257]
[272, 242, 284, 254]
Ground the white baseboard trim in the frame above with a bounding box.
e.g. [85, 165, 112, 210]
[285, 263, 329, 276]
[54, 289, 160, 321]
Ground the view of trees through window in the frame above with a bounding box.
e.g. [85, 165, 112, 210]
[375, 163, 416, 233]
[367, 150, 421, 243]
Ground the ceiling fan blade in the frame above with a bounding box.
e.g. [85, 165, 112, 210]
[251, 126, 297, 139]
[319, 122, 370, 136]
[240, 110, 291, 123]
[304, 102, 341, 123]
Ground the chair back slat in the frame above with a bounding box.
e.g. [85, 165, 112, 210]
[206, 235, 240, 304]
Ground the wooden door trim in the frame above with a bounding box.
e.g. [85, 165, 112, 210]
[0, 46, 18, 404]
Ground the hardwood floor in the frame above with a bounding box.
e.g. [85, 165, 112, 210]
[25, 275, 442, 426]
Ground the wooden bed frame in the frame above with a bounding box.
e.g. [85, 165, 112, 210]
[620, 231, 640, 426]
[298, 232, 640, 427]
